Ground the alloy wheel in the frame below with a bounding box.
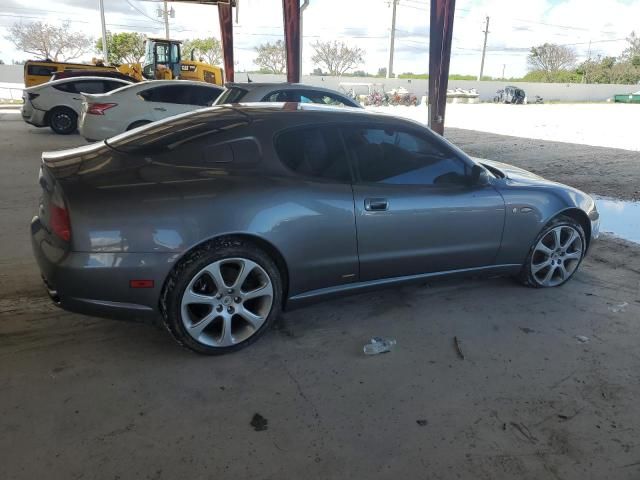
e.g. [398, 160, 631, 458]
[180, 257, 274, 347]
[531, 225, 583, 287]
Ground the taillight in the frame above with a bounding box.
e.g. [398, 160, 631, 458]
[87, 102, 117, 115]
[50, 204, 71, 242]
[28, 92, 40, 101]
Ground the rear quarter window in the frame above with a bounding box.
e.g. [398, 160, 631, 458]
[275, 126, 351, 182]
[215, 87, 248, 104]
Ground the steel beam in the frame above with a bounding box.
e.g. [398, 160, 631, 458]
[218, 2, 234, 82]
[428, 0, 456, 135]
[282, 0, 301, 83]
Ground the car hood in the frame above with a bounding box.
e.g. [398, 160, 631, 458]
[473, 157, 544, 181]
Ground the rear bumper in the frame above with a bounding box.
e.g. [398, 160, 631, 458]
[79, 114, 124, 141]
[31, 216, 180, 323]
[21, 104, 47, 127]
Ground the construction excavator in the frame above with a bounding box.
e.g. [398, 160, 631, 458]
[24, 38, 224, 87]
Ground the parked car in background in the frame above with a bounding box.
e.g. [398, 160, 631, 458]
[21, 77, 133, 134]
[493, 86, 526, 104]
[31, 103, 599, 355]
[51, 69, 139, 83]
[78, 80, 224, 141]
[214, 82, 362, 108]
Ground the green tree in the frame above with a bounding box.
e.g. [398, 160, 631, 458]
[621, 31, 640, 64]
[311, 40, 364, 76]
[527, 43, 577, 82]
[182, 37, 222, 65]
[253, 40, 286, 74]
[95, 32, 145, 64]
[6, 21, 92, 61]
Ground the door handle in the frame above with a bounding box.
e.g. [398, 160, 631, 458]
[364, 198, 389, 211]
[154, 107, 167, 111]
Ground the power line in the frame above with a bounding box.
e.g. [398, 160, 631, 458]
[124, 0, 164, 24]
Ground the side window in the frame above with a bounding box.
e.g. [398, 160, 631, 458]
[72, 80, 108, 94]
[53, 82, 76, 93]
[104, 80, 127, 92]
[299, 91, 347, 106]
[139, 85, 192, 104]
[189, 86, 221, 106]
[264, 90, 299, 102]
[27, 65, 57, 76]
[276, 127, 351, 182]
[344, 127, 467, 186]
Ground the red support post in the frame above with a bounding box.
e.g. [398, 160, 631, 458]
[282, 0, 301, 83]
[218, 2, 234, 83]
[428, 0, 456, 135]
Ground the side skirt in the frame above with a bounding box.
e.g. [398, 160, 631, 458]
[285, 264, 522, 310]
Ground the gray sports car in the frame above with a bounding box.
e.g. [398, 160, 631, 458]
[31, 103, 600, 354]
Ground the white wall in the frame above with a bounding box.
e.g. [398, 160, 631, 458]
[1, 64, 637, 102]
[239, 72, 638, 102]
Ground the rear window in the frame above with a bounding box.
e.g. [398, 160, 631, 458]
[215, 87, 248, 104]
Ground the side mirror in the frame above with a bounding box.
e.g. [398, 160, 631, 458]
[470, 164, 490, 186]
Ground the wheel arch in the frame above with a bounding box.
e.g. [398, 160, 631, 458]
[557, 207, 591, 251]
[162, 233, 290, 308]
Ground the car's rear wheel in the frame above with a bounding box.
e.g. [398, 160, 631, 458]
[127, 120, 151, 131]
[49, 107, 77, 134]
[520, 215, 585, 288]
[161, 239, 282, 354]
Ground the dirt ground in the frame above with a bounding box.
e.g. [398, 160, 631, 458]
[446, 128, 640, 201]
[1, 110, 640, 479]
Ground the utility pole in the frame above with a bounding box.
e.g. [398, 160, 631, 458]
[98, 0, 109, 64]
[477, 15, 489, 81]
[163, 0, 170, 39]
[501, 63, 505, 80]
[583, 39, 592, 84]
[300, 0, 309, 77]
[387, 0, 398, 79]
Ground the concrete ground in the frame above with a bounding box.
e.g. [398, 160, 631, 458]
[1, 110, 640, 480]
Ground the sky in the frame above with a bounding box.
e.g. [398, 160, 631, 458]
[1, 0, 639, 78]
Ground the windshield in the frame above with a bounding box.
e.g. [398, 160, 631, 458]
[215, 87, 248, 105]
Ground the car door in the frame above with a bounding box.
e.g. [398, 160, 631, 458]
[273, 125, 359, 294]
[138, 85, 200, 120]
[54, 80, 107, 113]
[344, 124, 505, 281]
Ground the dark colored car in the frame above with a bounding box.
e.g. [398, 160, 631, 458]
[31, 103, 599, 354]
[50, 69, 140, 83]
[214, 82, 362, 108]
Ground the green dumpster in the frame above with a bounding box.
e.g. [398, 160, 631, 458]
[614, 94, 640, 103]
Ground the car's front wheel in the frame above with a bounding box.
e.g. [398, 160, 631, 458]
[49, 107, 77, 134]
[161, 239, 282, 354]
[520, 215, 586, 288]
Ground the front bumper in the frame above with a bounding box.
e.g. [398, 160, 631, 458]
[31, 216, 179, 323]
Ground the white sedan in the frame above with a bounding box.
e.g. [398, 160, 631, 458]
[78, 80, 224, 141]
[21, 77, 132, 134]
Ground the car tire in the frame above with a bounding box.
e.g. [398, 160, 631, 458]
[161, 237, 283, 355]
[49, 107, 77, 135]
[126, 120, 151, 131]
[519, 215, 586, 288]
